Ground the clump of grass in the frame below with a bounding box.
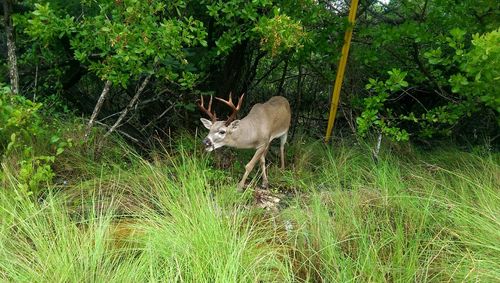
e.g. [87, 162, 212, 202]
[110, 147, 293, 281]
[280, 144, 500, 282]
[137, 193, 291, 281]
[0, 189, 148, 282]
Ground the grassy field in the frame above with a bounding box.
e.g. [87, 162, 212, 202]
[1, 134, 499, 282]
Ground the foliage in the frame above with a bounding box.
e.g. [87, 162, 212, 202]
[357, 69, 410, 141]
[23, 3, 75, 44]
[23, 1, 207, 88]
[3, 0, 499, 144]
[253, 11, 306, 56]
[354, 1, 500, 141]
[204, 0, 273, 55]
[13, 2, 76, 98]
[0, 84, 43, 154]
[77, 2, 206, 87]
[0, 85, 71, 195]
[18, 0, 307, 92]
[453, 28, 500, 113]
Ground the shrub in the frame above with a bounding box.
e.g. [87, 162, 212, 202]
[0, 84, 71, 195]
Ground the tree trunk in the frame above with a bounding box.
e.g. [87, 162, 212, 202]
[86, 80, 112, 139]
[3, 0, 19, 94]
[372, 132, 383, 164]
[291, 64, 303, 139]
[104, 75, 151, 138]
[276, 59, 289, 96]
[210, 40, 252, 99]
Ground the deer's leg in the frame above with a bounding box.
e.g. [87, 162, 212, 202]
[260, 145, 270, 188]
[237, 145, 268, 191]
[279, 133, 288, 169]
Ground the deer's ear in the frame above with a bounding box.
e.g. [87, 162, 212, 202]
[228, 120, 240, 131]
[200, 118, 212, 129]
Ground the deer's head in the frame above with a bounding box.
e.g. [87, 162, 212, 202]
[198, 93, 244, 151]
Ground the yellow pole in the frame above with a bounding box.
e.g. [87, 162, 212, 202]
[325, 0, 359, 142]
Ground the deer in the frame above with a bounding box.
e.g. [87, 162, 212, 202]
[198, 93, 291, 191]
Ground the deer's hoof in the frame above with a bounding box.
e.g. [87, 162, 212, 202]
[237, 184, 246, 192]
[261, 182, 269, 189]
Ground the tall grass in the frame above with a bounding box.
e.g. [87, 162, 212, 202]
[1, 136, 498, 282]
[280, 145, 499, 282]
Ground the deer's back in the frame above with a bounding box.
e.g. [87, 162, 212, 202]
[246, 96, 291, 136]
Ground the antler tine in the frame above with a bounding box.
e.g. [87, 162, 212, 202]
[235, 92, 245, 110]
[198, 95, 217, 122]
[215, 92, 245, 125]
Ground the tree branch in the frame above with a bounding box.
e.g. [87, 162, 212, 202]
[104, 75, 151, 138]
[90, 120, 139, 144]
[248, 55, 287, 91]
[86, 80, 112, 139]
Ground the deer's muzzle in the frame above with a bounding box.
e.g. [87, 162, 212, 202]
[202, 138, 213, 149]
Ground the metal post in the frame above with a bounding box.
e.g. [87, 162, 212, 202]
[325, 0, 360, 142]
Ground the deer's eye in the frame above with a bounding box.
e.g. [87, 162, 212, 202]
[219, 130, 226, 135]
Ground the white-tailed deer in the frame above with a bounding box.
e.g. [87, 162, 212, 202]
[198, 93, 291, 191]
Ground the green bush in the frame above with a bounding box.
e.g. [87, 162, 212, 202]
[0, 85, 71, 195]
[0, 84, 42, 155]
[357, 29, 500, 141]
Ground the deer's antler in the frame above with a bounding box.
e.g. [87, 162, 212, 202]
[216, 92, 245, 126]
[198, 95, 217, 123]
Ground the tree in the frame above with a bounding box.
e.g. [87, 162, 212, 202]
[2, 0, 19, 94]
[16, 0, 310, 138]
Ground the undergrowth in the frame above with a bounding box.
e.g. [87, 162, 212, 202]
[1, 126, 499, 282]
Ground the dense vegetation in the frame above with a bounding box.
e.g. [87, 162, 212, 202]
[1, 0, 499, 281]
[2, 0, 498, 141]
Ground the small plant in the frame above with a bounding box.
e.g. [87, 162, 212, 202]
[0, 84, 43, 154]
[357, 68, 410, 141]
[1, 84, 72, 195]
[17, 154, 55, 196]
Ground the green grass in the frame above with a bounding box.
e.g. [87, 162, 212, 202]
[1, 135, 499, 282]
